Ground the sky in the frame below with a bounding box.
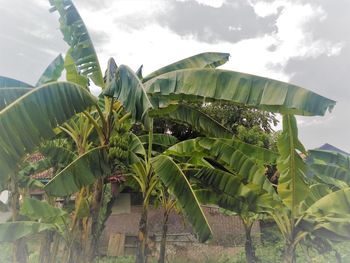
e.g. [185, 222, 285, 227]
[0, 0, 349, 152]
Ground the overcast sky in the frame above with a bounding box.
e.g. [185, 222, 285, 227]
[1, 0, 349, 152]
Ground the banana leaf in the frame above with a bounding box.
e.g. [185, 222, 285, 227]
[36, 54, 64, 86]
[0, 81, 96, 181]
[144, 68, 335, 116]
[49, 0, 104, 87]
[166, 137, 278, 165]
[277, 115, 309, 215]
[103, 64, 153, 128]
[143, 52, 230, 82]
[20, 198, 67, 223]
[0, 76, 33, 110]
[309, 149, 350, 170]
[149, 104, 232, 138]
[138, 133, 178, 147]
[299, 184, 331, 213]
[301, 187, 350, 241]
[64, 48, 89, 87]
[44, 146, 109, 196]
[151, 155, 212, 242]
[0, 222, 55, 242]
[310, 163, 350, 189]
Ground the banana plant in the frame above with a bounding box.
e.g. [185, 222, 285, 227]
[125, 132, 211, 263]
[165, 137, 281, 263]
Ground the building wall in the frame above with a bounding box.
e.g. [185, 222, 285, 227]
[100, 204, 260, 251]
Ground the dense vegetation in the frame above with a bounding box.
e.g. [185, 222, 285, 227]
[0, 1, 349, 263]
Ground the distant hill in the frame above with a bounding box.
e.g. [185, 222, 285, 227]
[316, 143, 349, 156]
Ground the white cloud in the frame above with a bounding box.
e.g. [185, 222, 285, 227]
[176, 0, 226, 8]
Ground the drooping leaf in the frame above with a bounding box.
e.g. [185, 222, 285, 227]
[64, 48, 89, 87]
[0, 76, 32, 88]
[301, 187, 350, 241]
[166, 137, 278, 165]
[36, 54, 64, 86]
[0, 222, 55, 242]
[0, 76, 33, 110]
[44, 146, 109, 196]
[309, 163, 350, 189]
[145, 69, 336, 116]
[299, 184, 332, 213]
[49, 0, 104, 87]
[128, 133, 146, 164]
[20, 198, 67, 223]
[308, 149, 350, 170]
[0, 82, 96, 181]
[103, 65, 153, 128]
[138, 133, 178, 147]
[277, 114, 309, 215]
[151, 155, 212, 242]
[143, 52, 230, 82]
[40, 142, 77, 168]
[149, 104, 232, 139]
[166, 137, 276, 194]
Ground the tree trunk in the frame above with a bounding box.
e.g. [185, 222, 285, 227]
[283, 243, 296, 263]
[243, 222, 258, 263]
[158, 211, 169, 263]
[49, 233, 60, 263]
[39, 231, 52, 263]
[136, 205, 149, 263]
[10, 176, 28, 263]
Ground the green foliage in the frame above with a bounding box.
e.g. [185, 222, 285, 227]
[49, 0, 104, 87]
[0, 76, 33, 110]
[36, 54, 64, 86]
[145, 68, 335, 116]
[0, 82, 96, 182]
[44, 146, 109, 196]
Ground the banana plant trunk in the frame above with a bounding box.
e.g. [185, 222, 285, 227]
[10, 175, 28, 263]
[84, 177, 104, 262]
[136, 205, 149, 263]
[283, 242, 296, 263]
[242, 220, 258, 263]
[39, 231, 52, 263]
[158, 210, 169, 263]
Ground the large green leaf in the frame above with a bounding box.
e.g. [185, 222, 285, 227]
[145, 69, 335, 116]
[166, 137, 278, 165]
[138, 133, 178, 147]
[149, 104, 232, 139]
[277, 114, 309, 215]
[194, 168, 265, 213]
[49, 0, 104, 87]
[0, 82, 96, 180]
[302, 187, 350, 241]
[64, 48, 89, 87]
[309, 149, 350, 170]
[36, 54, 64, 86]
[103, 65, 153, 128]
[151, 155, 212, 242]
[0, 222, 55, 242]
[44, 146, 109, 196]
[0, 76, 33, 110]
[143, 52, 230, 82]
[167, 138, 276, 194]
[20, 198, 67, 223]
[309, 163, 350, 189]
[299, 184, 331, 213]
[40, 143, 77, 169]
